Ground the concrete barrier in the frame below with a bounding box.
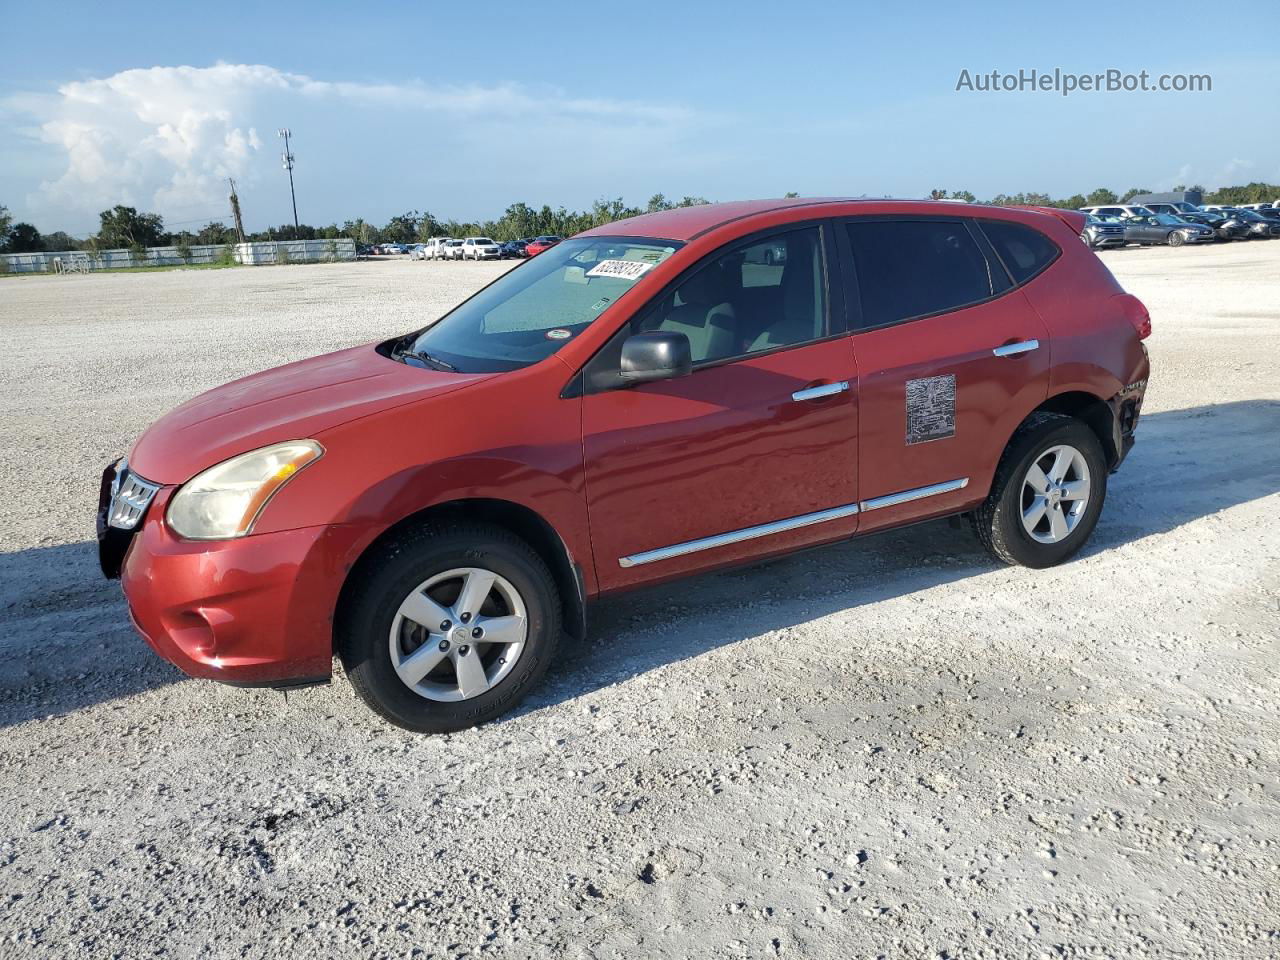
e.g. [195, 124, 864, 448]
[1, 239, 356, 274]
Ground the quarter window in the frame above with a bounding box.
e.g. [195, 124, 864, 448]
[978, 220, 1059, 284]
[845, 219, 1004, 328]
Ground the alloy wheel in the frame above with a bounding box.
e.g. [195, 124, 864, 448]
[1020, 444, 1092, 544]
[388, 567, 528, 702]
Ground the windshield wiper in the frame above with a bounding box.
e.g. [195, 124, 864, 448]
[395, 343, 458, 372]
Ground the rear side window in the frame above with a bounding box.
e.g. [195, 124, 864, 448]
[979, 220, 1059, 284]
[845, 219, 1005, 328]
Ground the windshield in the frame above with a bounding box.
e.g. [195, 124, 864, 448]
[1236, 210, 1264, 221]
[1153, 214, 1185, 225]
[403, 236, 680, 372]
[474, 238, 495, 245]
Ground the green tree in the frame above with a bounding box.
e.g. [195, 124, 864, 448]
[0, 203, 12, 249]
[646, 193, 673, 212]
[783, 191, 800, 199]
[1085, 188, 1119, 206]
[1120, 187, 1151, 202]
[97, 205, 164, 249]
[948, 190, 976, 203]
[6, 223, 43, 253]
[381, 211, 420, 244]
[197, 221, 231, 245]
[42, 231, 81, 251]
[176, 239, 193, 264]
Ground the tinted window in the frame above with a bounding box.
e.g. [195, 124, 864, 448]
[845, 220, 1003, 328]
[980, 220, 1059, 284]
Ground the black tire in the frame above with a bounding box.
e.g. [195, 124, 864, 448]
[970, 413, 1108, 568]
[1167, 231, 1185, 247]
[337, 522, 561, 733]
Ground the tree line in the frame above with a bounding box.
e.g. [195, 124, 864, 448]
[4, 182, 1280, 255]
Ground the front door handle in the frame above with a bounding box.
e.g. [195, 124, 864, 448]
[992, 339, 1039, 358]
[791, 380, 850, 402]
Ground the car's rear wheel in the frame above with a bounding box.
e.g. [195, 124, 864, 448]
[971, 413, 1107, 568]
[1168, 231, 1185, 247]
[338, 522, 561, 732]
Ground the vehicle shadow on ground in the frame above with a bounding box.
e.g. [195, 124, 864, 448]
[0, 539, 183, 730]
[0, 399, 1276, 730]
[525, 398, 1280, 714]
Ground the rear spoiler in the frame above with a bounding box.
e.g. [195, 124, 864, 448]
[1012, 205, 1087, 235]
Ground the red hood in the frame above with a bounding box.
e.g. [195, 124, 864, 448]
[129, 344, 487, 484]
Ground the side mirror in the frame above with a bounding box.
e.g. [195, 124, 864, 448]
[620, 331, 693, 384]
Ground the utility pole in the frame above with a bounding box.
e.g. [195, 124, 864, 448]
[227, 178, 246, 242]
[278, 128, 299, 233]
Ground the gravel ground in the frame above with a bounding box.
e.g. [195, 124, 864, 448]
[1, 244, 1278, 958]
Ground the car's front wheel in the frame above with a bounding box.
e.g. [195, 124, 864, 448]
[971, 413, 1107, 568]
[338, 522, 562, 732]
[1168, 231, 1185, 247]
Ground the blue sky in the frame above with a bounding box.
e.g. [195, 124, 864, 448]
[2, 0, 1278, 235]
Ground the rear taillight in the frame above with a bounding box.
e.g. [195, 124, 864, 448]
[1114, 293, 1151, 340]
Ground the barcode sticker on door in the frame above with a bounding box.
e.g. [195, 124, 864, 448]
[905, 374, 956, 444]
[584, 259, 654, 281]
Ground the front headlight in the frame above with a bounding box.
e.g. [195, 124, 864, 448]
[167, 440, 323, 540]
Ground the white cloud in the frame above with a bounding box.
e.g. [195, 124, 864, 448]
[7, 63, 702, 229]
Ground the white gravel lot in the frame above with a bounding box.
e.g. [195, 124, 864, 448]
[1, 244, 1278, 958]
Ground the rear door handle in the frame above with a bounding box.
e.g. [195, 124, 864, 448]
[791, 380, 850, 402]
[992, 339, 1039, 358]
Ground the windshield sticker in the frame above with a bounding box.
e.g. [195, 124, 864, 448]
[585, 259, 655, 281]
[545, 328, 572, 341]
[590, 297, 612, 312]
[905, 374, 956, 444]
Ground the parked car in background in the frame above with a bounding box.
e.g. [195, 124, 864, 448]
[442, 239, 466, 260]
[462, 237, 503, 260]
[500, 240, 528, 259]
[524, 235, 563, 257]
[100, 198, 1150, 733]
[1237, 203, 1273, 211]
[1122, 214, 1215, 247]
[356, 244, 374, 258]
[1230, 208, 1280, 238]
[1175, 211, 1246, 242]
[1143, 202, 1202, 217]
[1082, 214, 1127, 248]
[422, 238, 453, 260]
[409, 244, 428, 260]
[1079, 205, 1156, 220]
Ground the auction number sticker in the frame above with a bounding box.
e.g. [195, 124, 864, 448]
[585, 259, 655, 281]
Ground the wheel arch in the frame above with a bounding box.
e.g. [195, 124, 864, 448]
[1028, 390, 1119, 468]
[334, 498, 588, 650]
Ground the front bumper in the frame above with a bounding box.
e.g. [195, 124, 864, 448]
[103, 477, 370, 686]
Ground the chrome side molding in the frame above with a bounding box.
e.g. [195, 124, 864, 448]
[992, 339, 1039, 357]
[791, 381, 850, 402]
[859, 477, 969, 512]
[618, 503, 860, 568]
[617, 477, 970, 567]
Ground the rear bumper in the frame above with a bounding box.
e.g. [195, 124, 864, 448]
[120, 494, 371, 686]
[1108, 376, 1147, 471]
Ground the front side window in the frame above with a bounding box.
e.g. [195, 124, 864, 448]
[403, 236, 680, 372]
[642, 226, 827, 364]
[845, 219, 1005, 329]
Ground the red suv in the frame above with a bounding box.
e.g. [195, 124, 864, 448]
[98, 199, 1150, 732]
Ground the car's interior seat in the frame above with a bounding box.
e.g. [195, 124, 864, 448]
[659, 264, 737, 361]
[748, 235, 821, 352]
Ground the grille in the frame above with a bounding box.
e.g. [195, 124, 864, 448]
[108, 464, 161, 530]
